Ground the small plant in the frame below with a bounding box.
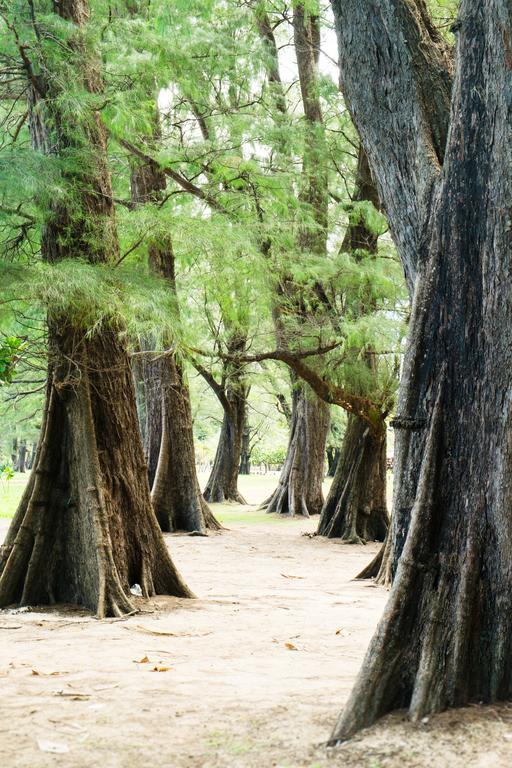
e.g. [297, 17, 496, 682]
[1, 465, 15, 482]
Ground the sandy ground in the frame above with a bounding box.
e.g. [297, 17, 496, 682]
[1, 514, 512, 768]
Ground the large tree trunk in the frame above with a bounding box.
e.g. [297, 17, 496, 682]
[0, 0, 191, 616]
[203, 386, 247, 504]
[261, 384, 330, 516]
[317, 415, 387, 542]
[0, 328, 191, 617]
[329, 0, 512, 740]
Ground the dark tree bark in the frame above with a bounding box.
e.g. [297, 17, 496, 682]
[202, 339, 248, 504]
[130, 147, 220, 533]
[17, 441, 27, 474]
[140, 351, 162, 488]
[318, 414, 388, 542]
[0, 0, 191, 617]
[239, 405, 251, 475]
[328, 0, 512, 740]
[261, 383, 330, 516]
[326, 445, 340, 477]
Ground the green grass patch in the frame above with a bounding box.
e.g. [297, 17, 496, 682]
[0, 474, 27, 518]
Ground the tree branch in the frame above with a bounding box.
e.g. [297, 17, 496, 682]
[117, 137, 231, 217]
[191, 361, 231, 414]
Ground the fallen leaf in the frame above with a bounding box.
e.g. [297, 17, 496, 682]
[53, 690, 90, 701]
[125, 625, 211, 637]
[133, 656, 151, 664]
[152, 666, 173, 672]
[32, 669, 67, 676]
[37, 739, 69, 754]
[284, 642, 298, 651]
[280, 573, 304, 580]
[126, 625, 180, 637]
[335, 628, 351, 637]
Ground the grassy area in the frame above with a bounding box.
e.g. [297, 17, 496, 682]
[0, 472, 331, 524]
[0, 471, 392, 526]
[0, 473, 27, 518]
[208, 473, 333, 526]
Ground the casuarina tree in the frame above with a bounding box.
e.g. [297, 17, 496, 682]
[0, 0, 192, 617]
[328, 0, 512, 741]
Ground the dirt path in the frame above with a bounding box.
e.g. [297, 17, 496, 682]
[1, 515, 511, 768]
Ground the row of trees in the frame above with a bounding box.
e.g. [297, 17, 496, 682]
[0, 0, 404, 542]
[1, 0, 508, 745]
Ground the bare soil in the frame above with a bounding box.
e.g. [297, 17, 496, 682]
[1, 513, 511, 768]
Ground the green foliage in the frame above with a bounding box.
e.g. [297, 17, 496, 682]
[0, 0, 409, 454]
[251, 444, 287, 467]
[0, 337, 25, 385]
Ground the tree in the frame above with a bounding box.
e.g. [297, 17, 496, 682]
[317, 148, 389, 542]
[198, 332, 249, 504]
[259, 2, 331, 517]
[129, 123, 220, 533]
[328, 0, 512, 741]
[0, 0, 191, 617]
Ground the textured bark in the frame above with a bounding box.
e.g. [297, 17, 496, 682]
[140, 352, 162, 488]
[0, 329, 192, 617]
[239, 406, 251, 475]
[318, 415, 388, 542]
[261, 383, 330, 516]
[333, 0, 452, 292]
[0, 0, 191, 616]
[130, 157, 219, 533]
[329, 0, 512, 740]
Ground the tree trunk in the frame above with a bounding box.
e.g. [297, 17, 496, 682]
[0, 328, 192, 616]
[317, 414, 388, 542]
[261, 384, 330, 516]
[17, 441, 27, 474]
[239, 409, 251, 475]
[0, 0, 191, 616]
[203, 388, 247, 504]
[329, 0, 512, 740]
[326, 446, 340, 477]
[260, 7, 330, 518]
[151, 352, 221, 532]
[141, 352, 162, 489]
